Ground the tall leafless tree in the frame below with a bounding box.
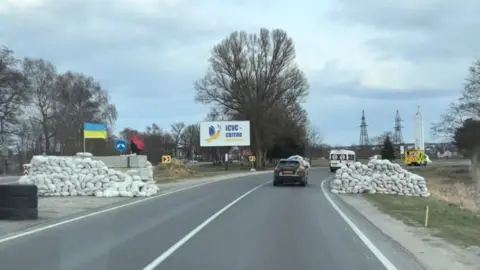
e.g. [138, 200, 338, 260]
[0, 47, 29, 148]
[170, 122, 185, 157]
[23, 58, 57, 154]
[194, 28, 309, 168]
[180, 124, 200, 160]
[306, 121, 323, 161]
[432, 60, 480, 141]
[54, 71, 117, 154]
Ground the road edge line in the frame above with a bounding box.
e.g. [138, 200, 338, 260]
[321, 178, 399, 270]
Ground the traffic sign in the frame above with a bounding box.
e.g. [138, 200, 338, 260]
[162, 155, 172, 164]
[114, 139, 127, 153]
[248, 156, 256, 162]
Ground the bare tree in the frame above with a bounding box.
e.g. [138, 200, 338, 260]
[0, 45, 121, 166]
[180, 124, 200, 160]
[0, 46, 29, 147]
[432, 60, 480, 140]
[145, 123, 162, 135]
[306, 121, 323, 161]
[170, 122, 185, 157]
[370, 131, 394, 146]
[194, 28, 309, 168]
[54, 72, 117, 154]
[23, 58, 57, 154]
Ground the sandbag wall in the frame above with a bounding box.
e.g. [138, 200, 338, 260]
[18, 153, 159, 198]
[330, 159, 430, 197]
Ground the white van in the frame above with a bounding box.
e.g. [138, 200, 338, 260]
[329, 149, 356, 172]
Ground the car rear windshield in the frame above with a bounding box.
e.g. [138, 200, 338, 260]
[278, 160, 300, 167]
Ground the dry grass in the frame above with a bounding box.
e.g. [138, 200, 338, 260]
[365, 165, 480, 247]
[153, 158, 198, 182]
[153, 159, 240, 183]
[411, 166, 480, 213]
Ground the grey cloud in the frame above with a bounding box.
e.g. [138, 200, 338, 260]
[0, 0, 214, 126]
[333, 0, 480, 61]
[0, 0, 215, 94]
[311, 81, 456, 101]
[309, 60, 458, 101]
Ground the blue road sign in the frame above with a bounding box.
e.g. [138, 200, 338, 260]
[115, 139, 127, 153]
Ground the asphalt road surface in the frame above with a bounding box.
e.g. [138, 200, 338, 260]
[0, 176, 19, 184]
[0, 169, 425, 270]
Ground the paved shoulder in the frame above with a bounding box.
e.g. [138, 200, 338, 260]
[0, 176, 19, 184]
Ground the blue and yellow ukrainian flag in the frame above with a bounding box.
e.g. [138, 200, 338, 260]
[83, 122, 107, 139]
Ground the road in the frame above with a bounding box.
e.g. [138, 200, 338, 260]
[0, 176, 19, 184]
[0, 169, 425, 270]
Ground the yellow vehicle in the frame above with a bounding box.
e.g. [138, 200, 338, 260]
[404, 149, 427, 166]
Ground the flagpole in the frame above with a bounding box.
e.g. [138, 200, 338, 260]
[83, 123, 86, 153]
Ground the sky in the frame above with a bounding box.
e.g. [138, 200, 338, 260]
[1, 0, 479, 145]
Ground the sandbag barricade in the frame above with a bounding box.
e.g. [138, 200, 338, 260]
[330, 159, 430, 196]
[18, 154, 159, 197]
[0, 184, 38, 220]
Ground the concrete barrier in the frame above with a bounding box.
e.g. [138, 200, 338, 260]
[80, 155, 148, 168]
[41, 155, 151, 180]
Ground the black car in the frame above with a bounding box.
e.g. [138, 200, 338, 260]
[273, 159, 308, 187]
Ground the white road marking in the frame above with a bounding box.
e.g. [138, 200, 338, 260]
[142, 181, 268, 270]
[0, 172, 269, 244]
[321, 179, 398, 270]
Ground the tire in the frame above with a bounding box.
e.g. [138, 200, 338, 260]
[0, 184, 38, 208]
[0, 184, 38, 220]
[299, 177, 306, 187]
[273, 179, 281, 186]
[0, 207, 38, 220]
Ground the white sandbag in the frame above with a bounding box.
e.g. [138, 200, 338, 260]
[329, 159, 430, 197]
[17, 155, 160, 198]
[288, 155, 310, 167]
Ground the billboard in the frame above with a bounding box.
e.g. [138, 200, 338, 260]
[200, 121, 250, 147]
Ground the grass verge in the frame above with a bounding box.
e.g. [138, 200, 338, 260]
[365, 193, 480, 247]
[154, 161, 260, 183]
[154, 170, 240, 183]
[365, 165, 480, 248]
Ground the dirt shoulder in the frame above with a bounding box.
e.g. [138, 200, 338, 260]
[341, 165, 480, 270]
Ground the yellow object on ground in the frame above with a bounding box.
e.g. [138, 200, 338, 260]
[404, 149, 427, 166]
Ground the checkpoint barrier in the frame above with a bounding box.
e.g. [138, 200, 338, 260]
[0, 184, 38, 220]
